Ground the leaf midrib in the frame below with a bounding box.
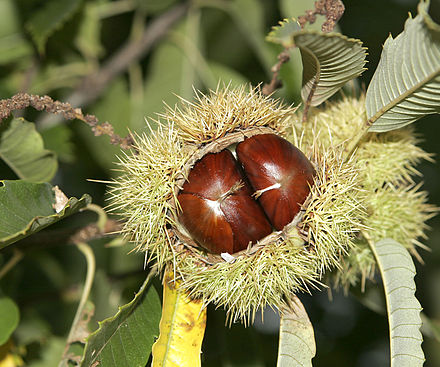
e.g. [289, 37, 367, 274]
[368, 65, 440, 126]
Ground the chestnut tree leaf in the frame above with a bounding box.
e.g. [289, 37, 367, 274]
[370, 238, 425, 367]
[81, 272, 161, 367]
[0, 297, 20, 345]
[151, 272, 206, 366]
[74, 2, 104, 61]
[294, 31, 367, 107]
[25, 0, 82, 54]
[366, 0, 440, 132]
[0, 0, 33, 65]
[205, 0, 273, 70]
[0, 118, 57, 182]
[0, 180, 91, 249]
[276, 295, 316, 367]
[78, 77, 130, 171]
[266, 18, 301, 48]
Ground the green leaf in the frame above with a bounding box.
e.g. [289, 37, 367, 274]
[40, 124, 75, 164]
[294, 31, 367, 106]
[267, 18, 301, 48]
[81, 273, 161, 367]
[75, 2, 104, 61]
[143, 41, 195, 127]
[137, 0, 178, 14]
[0, 118, 58, 182]
[0, 0, 33, 65]
[0, 180, 91, 249]
[0, 297, 19, 345]
[78, 77, 130, 171]
[366, 1, 440, 132]
[207, 0, 274, 71]
[25, 0, 83, 54]
[370, 238, 425, 367]
[276, 295, 316, 367]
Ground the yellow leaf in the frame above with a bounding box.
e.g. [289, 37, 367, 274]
[152, 271, 207, 367]
[0, 340, 23, 367]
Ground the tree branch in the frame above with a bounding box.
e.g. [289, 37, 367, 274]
[67, 2, 189, 109]
[0, 93, 134, 149]
[262, 50, 290, 96]
[298, 0, 345, 32]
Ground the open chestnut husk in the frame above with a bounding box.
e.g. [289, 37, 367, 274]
[111, 87, 433, 321]
[177, 134, 315, 254]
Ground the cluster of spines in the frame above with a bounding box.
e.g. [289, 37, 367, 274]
[110, 87, 435, 321]
[162, 85, 294, 143]
[293, 95, 436, 289]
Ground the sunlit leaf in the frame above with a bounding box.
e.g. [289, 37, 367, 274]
[276, 295, 315, 367]
[366, 0, 440, 132]
[25, 0, 82, 54]
[0, 180, 91, 249]
[81, 273, 161, 367]
[370, 238, 425, 367]
[295, 31, 366, 106]
[0, 118, 57, 182]
[0, 298, 19, 345]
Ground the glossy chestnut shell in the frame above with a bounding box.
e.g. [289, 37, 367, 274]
[236, 134, 316, 230]
[177, 134, 315, 254]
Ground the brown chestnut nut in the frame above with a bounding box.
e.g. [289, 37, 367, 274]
[177, 150, 272, 254]
[236, 134, 315, 230]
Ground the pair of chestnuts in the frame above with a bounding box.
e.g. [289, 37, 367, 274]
[177, 134, 315, 255]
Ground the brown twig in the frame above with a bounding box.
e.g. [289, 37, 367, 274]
[0, 93, 134, 149]
[6, 2, 189, 146]
[298, 0, 345, 32]
[262, 50, 290, 96]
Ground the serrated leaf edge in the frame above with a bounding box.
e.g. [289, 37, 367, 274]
[366, 0, 440, 131]
[294, 31, 367, 106]
[81, 271, 157, 366]
[266, 18, 301, 48]
[369, 238, 425, 367]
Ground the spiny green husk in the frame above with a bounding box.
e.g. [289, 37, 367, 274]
[179, 146, 366, 322]
[161, 86, 293, 143]
[293, 95, 436, 289]
[110, 86, 434, 321]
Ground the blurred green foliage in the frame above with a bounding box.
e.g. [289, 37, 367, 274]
[0, 0, 439, 366]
